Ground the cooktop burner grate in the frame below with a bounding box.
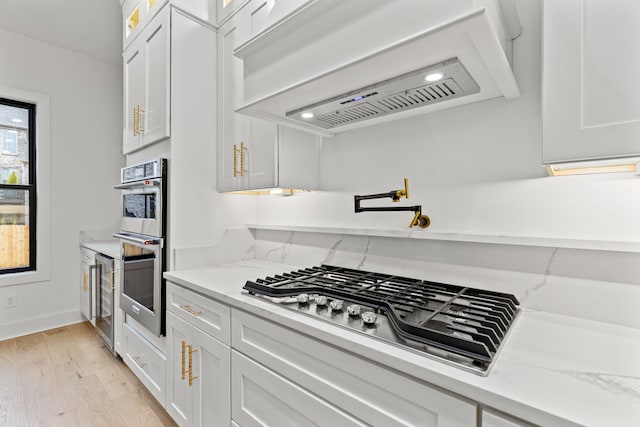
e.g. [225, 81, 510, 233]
[244, 265, 519, 373]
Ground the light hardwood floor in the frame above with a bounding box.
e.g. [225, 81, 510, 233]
[0, 322, 178, 427]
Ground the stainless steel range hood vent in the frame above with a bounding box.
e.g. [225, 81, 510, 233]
[286, 58, 478, 130]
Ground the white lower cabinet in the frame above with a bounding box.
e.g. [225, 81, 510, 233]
[166, 309, 230, 427]
[122, 322, 167, 405]
[231, 308, 477, 427]
[158, 285, 536, 427]
[231, 350, 365, 426]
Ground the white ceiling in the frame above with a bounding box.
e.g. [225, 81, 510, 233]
[0, 0, 122, 64]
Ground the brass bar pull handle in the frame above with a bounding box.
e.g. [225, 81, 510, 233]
[110, 269, 115, 293]
[233, 144, 238, 177]
[83, 272, 88, 291]
[133, 105, 138, 136]
[240, 142, 247, 176]
[188, 345, 198, 386]
[181, 340, 186, 380]
[179, 304, 202, 317]
[138, 106, 145, 134]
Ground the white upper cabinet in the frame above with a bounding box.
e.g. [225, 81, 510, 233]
[217, 0, 319, 192]
[122, 0, 169, 50]
[124, 0, 216, 49]
[123, 6, 171, 154]
[543, 0, 640, 165]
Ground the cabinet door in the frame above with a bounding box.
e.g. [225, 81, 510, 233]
[245, 119, 277, 189]
[123, 0, 144, 50]
[218, 13, 246, 192]
[166, 312, 194, 427]
[192, 327, 230, 427]
[543, 0, 640, 163]
[80, 262, 92, 323]
[123, 40, 144, 154]
[122, 323, 167, 405]
[141, 6, 171, 148]
[113, 261, 124, 356]
[242, 1, 277, 190]
[231, 350, 365, 427]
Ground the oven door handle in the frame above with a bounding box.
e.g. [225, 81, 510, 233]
[114, 179, 162, 190]
[113, 233, 162, 246]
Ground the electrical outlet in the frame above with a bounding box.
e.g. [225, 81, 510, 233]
[6, 294, 17, 308]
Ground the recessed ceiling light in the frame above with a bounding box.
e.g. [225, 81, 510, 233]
[301, 111, 314, 119]
[11, 118, 23, 123]
[424, 72, 443, 82]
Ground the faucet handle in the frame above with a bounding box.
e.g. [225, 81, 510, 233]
[409, 211, 431, 229]
[395, 178, 409, 201]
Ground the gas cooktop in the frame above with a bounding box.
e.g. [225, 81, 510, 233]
[243, 265, 519, 375]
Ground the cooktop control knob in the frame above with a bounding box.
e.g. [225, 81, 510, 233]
[347, 304, 361, 317]
[296, 294, 309, 304]
[315, 295, 328, 306]
[329, 299, 343, 311]
[361, 311, 377, 325]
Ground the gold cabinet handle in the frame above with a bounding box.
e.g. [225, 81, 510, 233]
[181, 340, 186, 380]
[110, 269, 115, 293]
[179, 304, 202, 317]
[240, 142, 247, 176]
[188, 345, 198, 386]
[83, 272, 88, 291]
[233, 144, 238, 177]
[133, 105, 139, 136]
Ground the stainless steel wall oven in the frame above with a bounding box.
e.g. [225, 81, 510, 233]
[114, 158, 167, 336]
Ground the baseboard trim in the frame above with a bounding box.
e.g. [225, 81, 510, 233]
[0, 309, 83, 341]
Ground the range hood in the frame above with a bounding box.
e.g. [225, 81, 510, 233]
[285, 58, 480, 130]
[235, 0, 522, 137]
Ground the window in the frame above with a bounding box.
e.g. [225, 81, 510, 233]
[0, 98, 36, 274]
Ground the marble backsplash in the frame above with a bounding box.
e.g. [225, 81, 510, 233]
[173, 226, 640, 329]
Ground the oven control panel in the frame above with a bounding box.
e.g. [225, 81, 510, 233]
[121, 158, 166, 183]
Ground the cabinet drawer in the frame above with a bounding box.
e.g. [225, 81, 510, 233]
[167, 282, 231, 345]
[232, 309, 476, 427]
[483, 409, 534, 427]
[80, 247, 96, 263]
[122, 323, 166, 405]
[232, 350, 365, 427]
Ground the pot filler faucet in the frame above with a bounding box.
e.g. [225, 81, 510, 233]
[354, 178, 431, 228]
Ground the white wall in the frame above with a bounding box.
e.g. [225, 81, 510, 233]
[253, 0, 640, 244]
[0, 28, 124, 340]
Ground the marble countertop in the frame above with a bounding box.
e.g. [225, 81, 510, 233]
[81, 240, 121, 259]
[165, 259, 640, 427]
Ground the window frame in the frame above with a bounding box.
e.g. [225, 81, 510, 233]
[0, 97, 37, 275]
[0, 86, 50, 286]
